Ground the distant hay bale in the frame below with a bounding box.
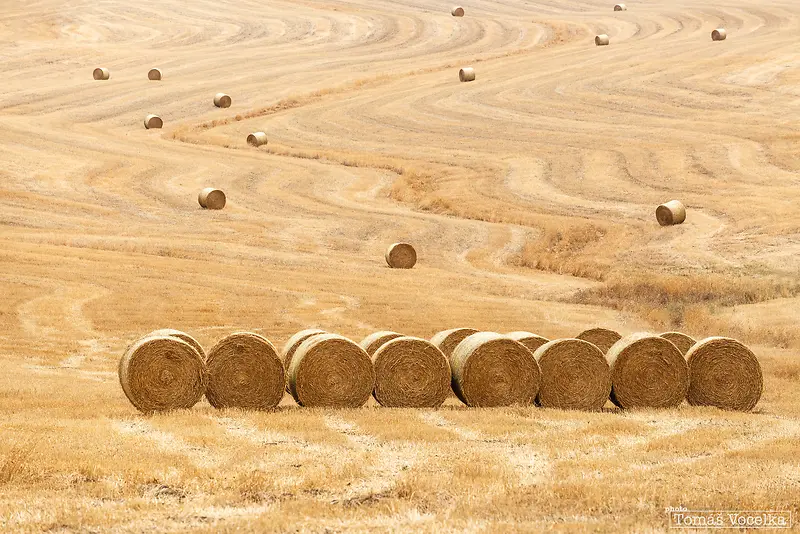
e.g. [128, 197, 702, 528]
[360, 331, 404, 356]
[280, 328, 327, 393]
[506, 332, 550, 354]
[372, 336, 451, 407]
[712, 28, 727, 41]
[144, 114, 163, 129]
[685, 337, 762, 411]
[656, 200, 686, 226]
[614, 3, 627, 11]
[659, 332, 696, 356]
[459, 67, 476, 82]
[576, 327, 622, 354]
[93, 68, 110, 80]
[214, 93, 232, 108]
[247, 132, 268, 147]
[451, 6, 464, 16]
[606, 333, 689, 409]
[385, 243, 417, 269]
[288, 333, 374, 407]
[451, 332, 540, 407]
[148, 68, 162, 80]
[595, 34, 610, 46]
[118, 335, 206, 413]
[532, 339, 611, 410]
[431, 327, 479, 361]
[205, 332, 284, 409]
[146, 329, 205, 359]
[198, 188, 226, 210]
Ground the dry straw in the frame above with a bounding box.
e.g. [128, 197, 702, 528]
[148, 68, 162, 80]
[656, 200, 686, 226]
[576, 327, 621, 353]
[450, 332, 540, 407]
[606, 333, 689, 409]
[146, 328, 205, 358]
[451, 6, 464, 16]
[685, 337, 762, 411]
[288, 333, 374, 408]
[247, 132, 268, 147]
[712, 28, 727, 41]
[385, 243, 417, 269]
[459, 67, 476, 82]
[507, 332, 550, 354]
[614, 4, 627, 11]
[532, 339, 611, 410]
[198, 188, 226, 210]
[119, 335, 206, 413]
[659, 331, 696, 356]
[144, 114, 163, 129]
[205, 332, 284, 409]
[360, 331, 404, 356]
[595, 34, 610, 46]
[281, 328, 327, 393]
[372, 336, 451, 408]
[93, 68, 110, 80]
[431, 327, 479, 361]
[214, 93, 232, 108]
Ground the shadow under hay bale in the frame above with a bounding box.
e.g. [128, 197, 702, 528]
[372, 336, 451, 408]
[532, 339, 611, 410]
[686, 337, 763, 411]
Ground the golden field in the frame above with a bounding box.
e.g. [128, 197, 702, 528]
[1, 0, 799, 530]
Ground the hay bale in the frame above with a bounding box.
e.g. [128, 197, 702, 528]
[205, 332, 284, 409]
[145, 329, 205, 359]
[659, 332, 696, 356]
[247, 132, 268, 147]
[614, 3, 627, 11]
[360, 331, 404, 356]
[431, 327, 479, 361]
[198, 188, 226, 210]
[214, 93, 232, 108]
[93, 68, 110, 80]
[385, 243, 416, 269]
[606, 333, 689, 409]
[280, 329, 327, 393]
[712, 28, 727, 41]
[372, 336, 451, 407]
[656, 200, 686, 226]
[685, 337, 762, 411]
[451, 6, 464, 16]
[118, 335, 206, 413]
[532, 339, 611, 410]
[144, 114, 163, 129]
[595, 34, 610, 46]
[507, 332, 550, 354]
[451, 332, 540, 407]
[148, 68, 162, 80]
[576, 327, 621, 354]
[288, 333, 374, 407]
[459, 67, 475, 82]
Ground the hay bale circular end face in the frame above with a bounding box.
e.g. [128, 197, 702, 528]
[360, 331, 404, 356]
[451, 332, 540, 407]
[281, 329, 327, 393]
[656, 200, 686, 226]
[686, 337, 762, 411]
[430, 327, 479, 360]
[198, 188, 226, 210]
[144, 114, 163, 129]
[206, 332, 285, 410]
[214, 93, 232, 108]
[93, 68, 110, 80]
[506, 331, 550, 354]
[614, 3, 627, 11]
[595, 34, 610, 46]
[146, 328, 205, 359]
[533, 339, 611, 410]
[288, 334, 374, 408]
[247, 132, 268, 147]
[385, 243, 416, 269]
[712, 28, 727, 41]
[659, 332, 696, 356]
[607, 333, 689, 409]
[148, 68, 162, 80]
[119, 335, 206, 413]
[372, 336, 451, 408]
[576, 327, 622, 354]
[451, 6, 464, 16]
[459, 67, 476, 82]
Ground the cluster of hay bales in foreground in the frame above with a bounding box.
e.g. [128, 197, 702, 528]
[119, 326, 762, 414]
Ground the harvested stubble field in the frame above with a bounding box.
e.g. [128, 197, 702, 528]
[1, 0, 800, 531]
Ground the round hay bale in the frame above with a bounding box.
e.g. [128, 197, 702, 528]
[430, 327, 479, 361]
[119, 335, 206, 413]
[288, 333, 374, 407]
[214, 93, 232, 108]
[659, 332, 696, 356]
[576, 327, 622, 354]
[280, 328, 327, 393]
[144, 114, 163, 129]
[595, 34, 610, 46]
[372, 336, 451, 408]
[459, 67, 475, 82]
[247, 132, 268, 147]
[205, 332, 284, 409]
[656, 200, 686, 226]
[451, 6, 464, 16]
[451, 332, 540, 407]
[145, 328, 205, 359]
[360, 331, 404, 356]
[532, 339, 611, 410]
[614, 3, 627, 11]
[93, 68, 110, 80]
[685, 337, 762, 411]
[148, 68, 162, 80]
[606, 333, 689, 409]
[198, 188, 226, 210]
[712, 28, 727, 41]
[385, 243, 416, 269]
[506, 332, 550, 354]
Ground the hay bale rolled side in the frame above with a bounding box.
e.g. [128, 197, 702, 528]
[614, 3, 627, 11]
[595, 34, 610, 46]
[281, 329, 327, 393]
[685, 337, 762, 411]
[372, 336, 451, 408]
[659, 332, 696, 356]
[198, 188, 226, 210]
[119, 335, 206, 413]
[656, 200, 686, 226]
[576, 327, 622, 354]
[385, 243, 416, 269]
[360, 331, 404, 356]
[214, 93, 232, 108]
[146, 328, 205, 359]
[247, 132, 268, 147]
[459, 67, 476, 82]
[451, 6, 464, 16]
[93, 68, 110, 80]
[148, 68, 162, 80]
[507, 332, 550, 354]
[606, 333, 689, 409]
[144, 114, 163, 129]
[205, 332, 285, 409]
[712, 28, 727, 41]
[451, 332, 540, 407]
[288, 334, 374, 408]
[532, 339, 611, 410]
